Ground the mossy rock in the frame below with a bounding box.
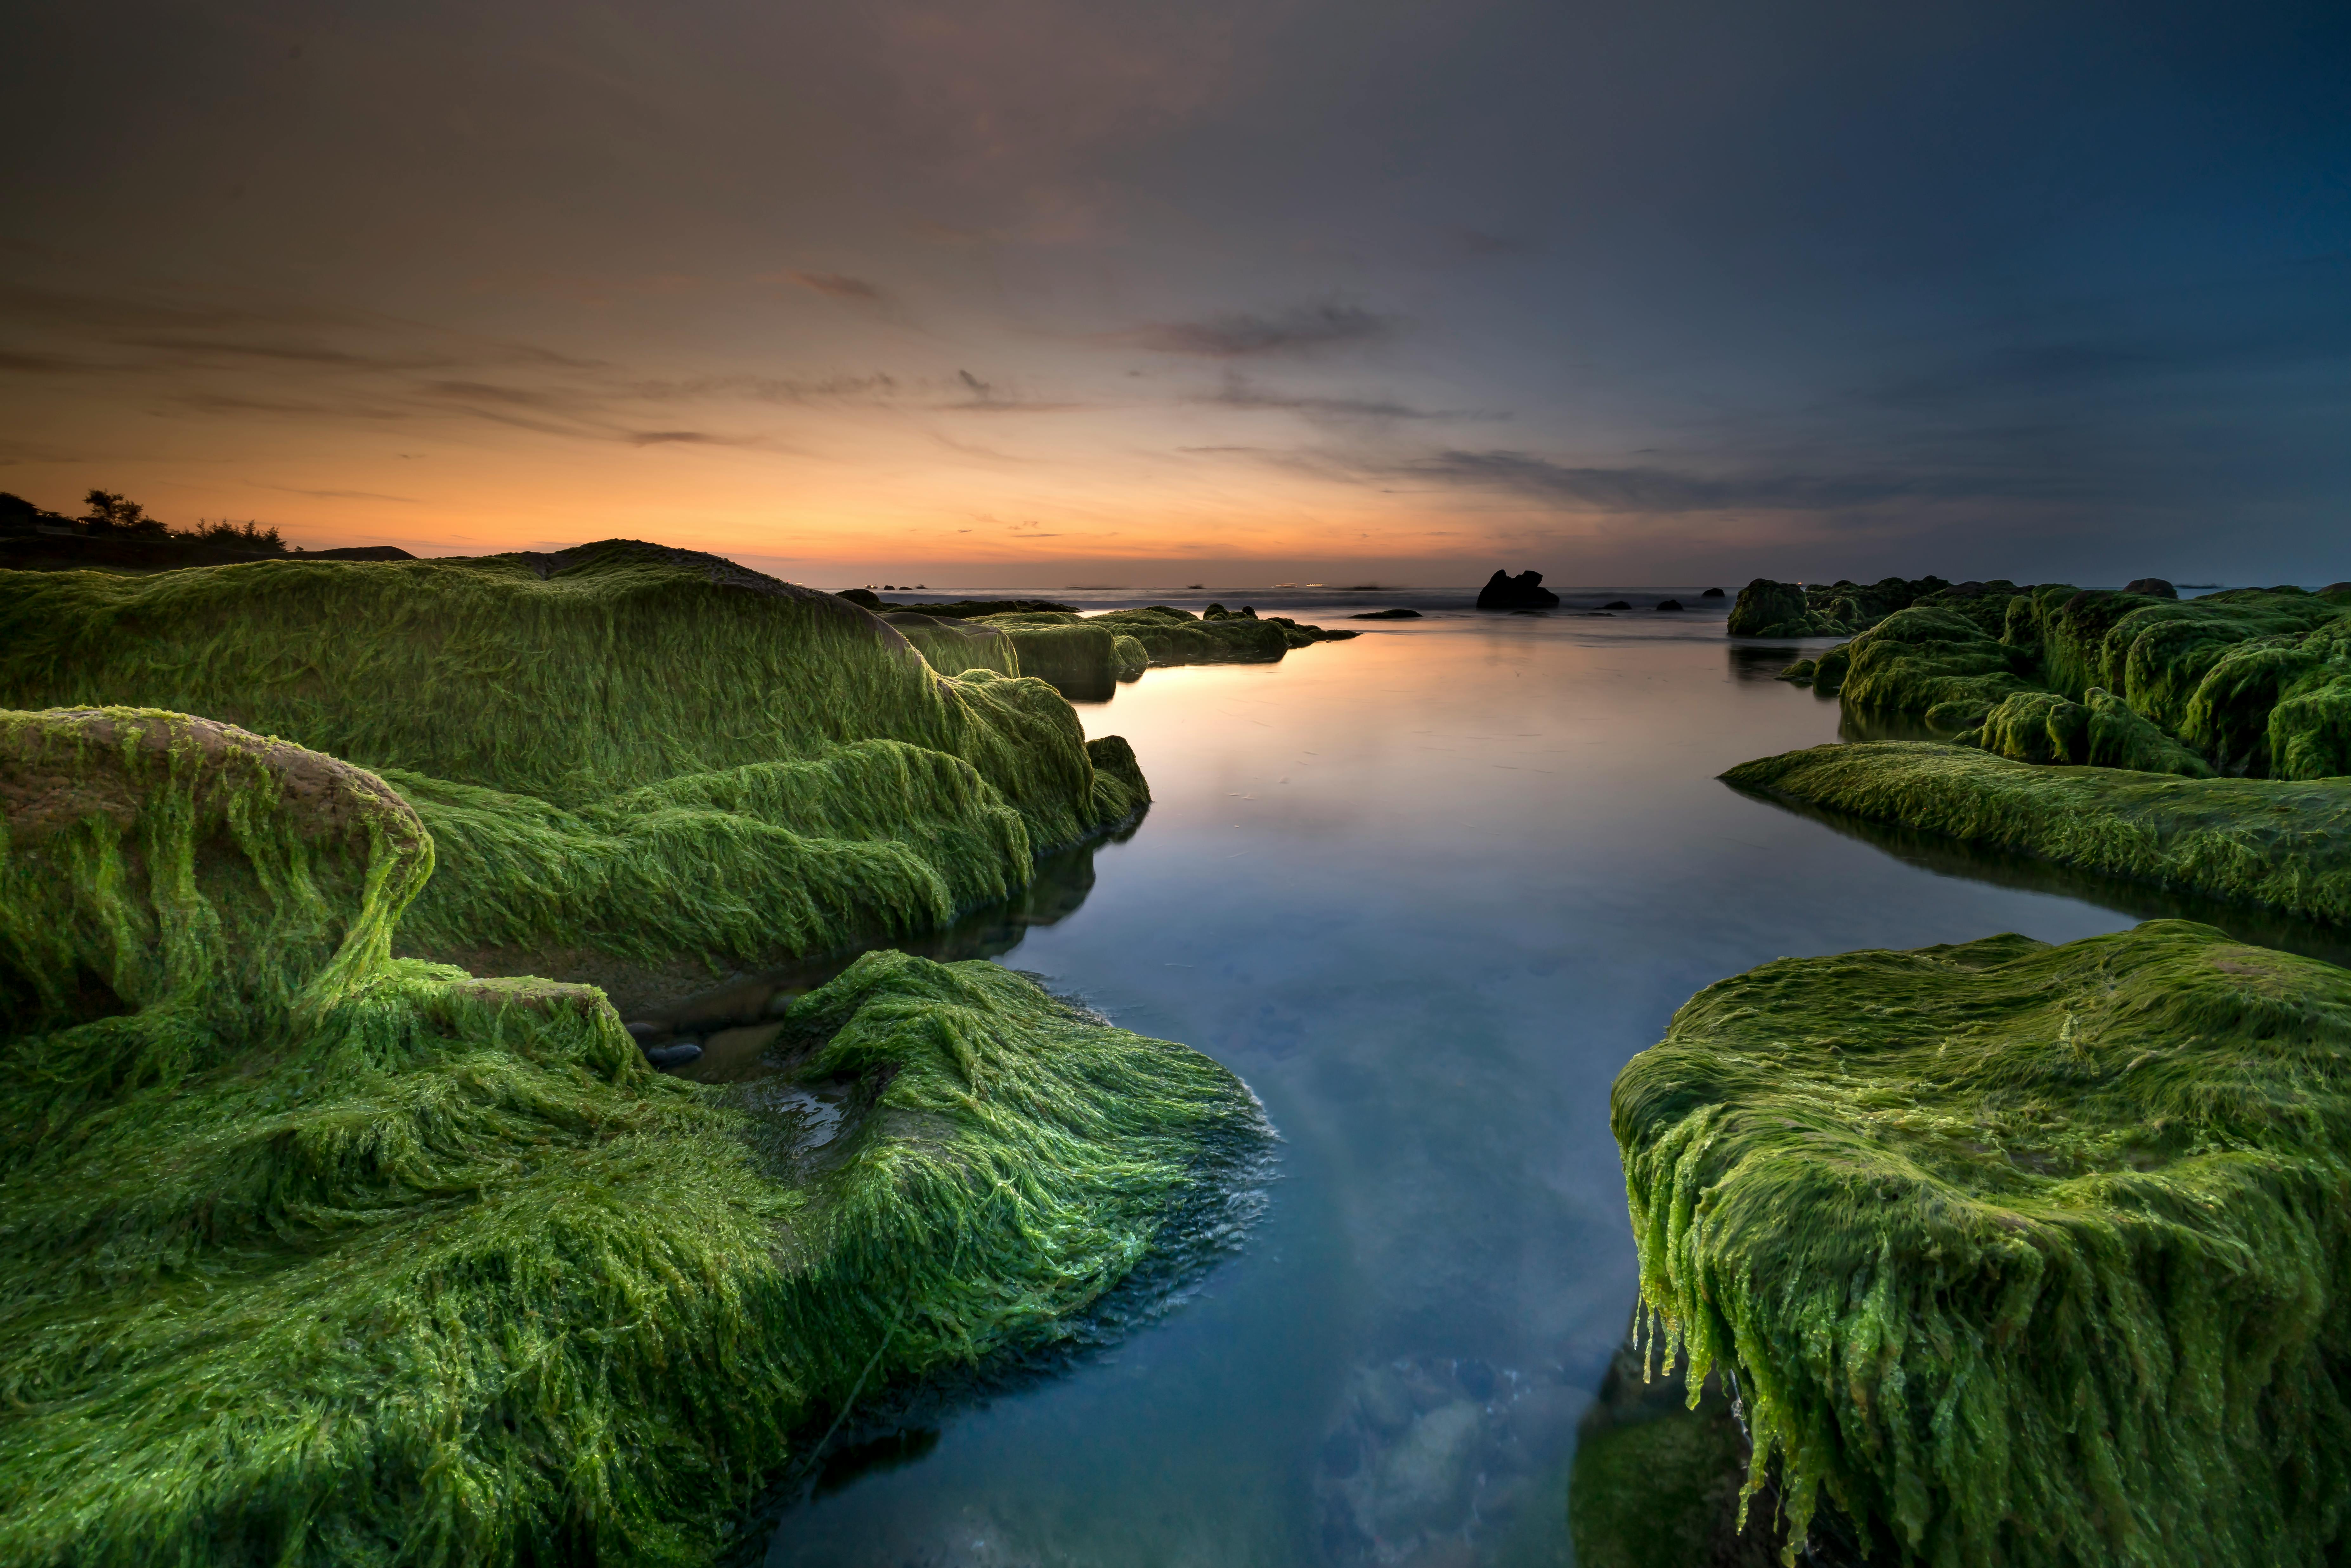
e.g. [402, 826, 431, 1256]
[1726, 741, 2351, 925]
[0, 543, 1146, 985]
[0, 708, 1270, 1566]
[1961, 688, 2212, 777]
[1090, 606, 1293, 665]
[1614, 919, 2351, 1568]
[880, 608, 1022, 678]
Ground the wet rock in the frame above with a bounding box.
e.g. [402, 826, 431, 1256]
[1355, 1366, 1417, 1434]
[1601, 599, 1632, 610]
[643, 1041, 704, 1068]
[1476, 569, 1560, 610]
[1350, 607, 1423, 620]
[1655, 598, 1685, 611]
[2123, 577, 2179, 598]
[1371, 1401, 1484, 1537]
[1701, 586, 1726, 598]
[623, 1020, 665, 1042]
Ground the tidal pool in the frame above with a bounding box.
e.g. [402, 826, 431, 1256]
[762, 598, 2323, 1567]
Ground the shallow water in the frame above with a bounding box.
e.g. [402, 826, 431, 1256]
[761, 606, 2337, 1566]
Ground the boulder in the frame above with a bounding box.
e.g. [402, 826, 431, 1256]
[1700, 587, 1725, 598]
[1655, 599, 1685, 611]
[1476, 569, 1560, 610]
[1601, 600, 1632, 610]
[2122, 577, 2179, 598]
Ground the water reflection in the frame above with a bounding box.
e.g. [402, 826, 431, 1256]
[1723, 642, 1815, 683]
[751, 613, 2315, 1567]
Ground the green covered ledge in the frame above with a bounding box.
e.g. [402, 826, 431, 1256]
[0, 707, 1271, 1566]
[1726, 742, 2351, 928]
[1613, 919, 2351, 1568]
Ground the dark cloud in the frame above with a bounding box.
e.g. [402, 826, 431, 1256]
[1403, 448, 2065, 513]
[1199, 373, 1490, 421]
[782, 271, 886, 302]
[1114, 304, 1395, 357]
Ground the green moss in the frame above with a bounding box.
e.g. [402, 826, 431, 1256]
[1110, 633, 1149, 682]
[1613, 919, 2351, 1568]
[1795, 586, 2351, 779]
[1726, 742, 2351, 925]
[1727, 576, 1986, 639]
[0, 707, 1268, 1567]
[0, 543, 1146, 979]
[1962, 689, 2213, 777]
[1090, 606, 1293, 665]
[878, 609, 1022, 678]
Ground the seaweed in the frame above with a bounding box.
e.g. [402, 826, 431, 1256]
[0, 543, 1146, 981]
[1962, 689, 2213, 778]
[1725, 742, 2351, 926]
[0, 707, 1270, 1567]
[1613, 919, 2351, 1568]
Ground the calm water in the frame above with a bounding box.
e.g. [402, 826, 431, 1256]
[761, 601, 2317, 1567]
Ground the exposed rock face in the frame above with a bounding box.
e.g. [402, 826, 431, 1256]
[1476, 570, 1559, 609]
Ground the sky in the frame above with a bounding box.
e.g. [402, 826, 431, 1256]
[3, 0, 2347, 587]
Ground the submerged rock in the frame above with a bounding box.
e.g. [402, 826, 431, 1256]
[643, 1040, 704, 1068]
[1476, 570, 1559, 610]
[1614, 920, 2351, 1568]
[1350, 607, 1423, 620]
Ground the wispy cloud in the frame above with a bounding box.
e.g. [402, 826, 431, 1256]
[1198, 372, 1491, 422]
[1402, 448, 2071, 512]
[780, 270, 887, 303]
[1110, 302, 1395, 357]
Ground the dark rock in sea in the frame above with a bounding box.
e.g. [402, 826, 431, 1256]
[1701, 586, 1725, 598]
[643, 1041, 704, 1068]
[1349, 607, 1423, 620]
[623, 1020, 665, 1042]
[1601, 600, 1632, 610]
[835, 587, 883, 608]
[1476, 569, 1560, 610]
[2123, 577, 2179, 598]
[1655, 599, 1685, 611]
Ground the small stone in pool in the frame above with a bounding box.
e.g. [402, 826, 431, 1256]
[622, 1020, 664, 1042]
[644, 1041, 704, 1068]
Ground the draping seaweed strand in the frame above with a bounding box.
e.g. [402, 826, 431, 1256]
[0, 708, 1270, 1566]
[1612, 920, 2351, 1568]
[0, 542, 1149, 976]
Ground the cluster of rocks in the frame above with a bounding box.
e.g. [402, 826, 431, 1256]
[1476, 570, 1559, 610]
[1312, 1354, 1585, 1566]
[1726, 575, 2013, 638]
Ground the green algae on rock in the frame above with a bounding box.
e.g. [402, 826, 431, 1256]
[1613, 920, 2351, 1568]
[0, 706, 1271, 1567]
[1726, 576, 2000, 639]
[0, 542, 1147, 987]
[1963, 688, 2213, 777]
[1727, 741, 2351, 925]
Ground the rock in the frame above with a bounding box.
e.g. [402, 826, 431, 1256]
[1475, 569, 1560, 610]
[1701, 586, 1725, 598]
[2123, 577, 2179, 598]
[835, 587, 882, 608]
[1655, 598, 1685, 611]
[642, 1041, 704, 1068]
[1370, 1401, 1484, 1537]
[1601, 600, 1632, 610]
[1355, 1366, 1417, 1434]
[1349, 607, 1423, 620]
[623, 1020, 664, 1042]
[2322, 582, 2351, 596]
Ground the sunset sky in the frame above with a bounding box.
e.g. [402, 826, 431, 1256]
[4, 0, 2346, 587]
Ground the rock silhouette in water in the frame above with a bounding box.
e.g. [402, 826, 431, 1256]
[1476, 569, 1559, 610]
[2123, 577, 2179, 598]
[1350, 607, 1423, 620]
[1655, 599, 1685, 611]
[1601, 599, 1632, 611]
[1701, 586, 1726, 598]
